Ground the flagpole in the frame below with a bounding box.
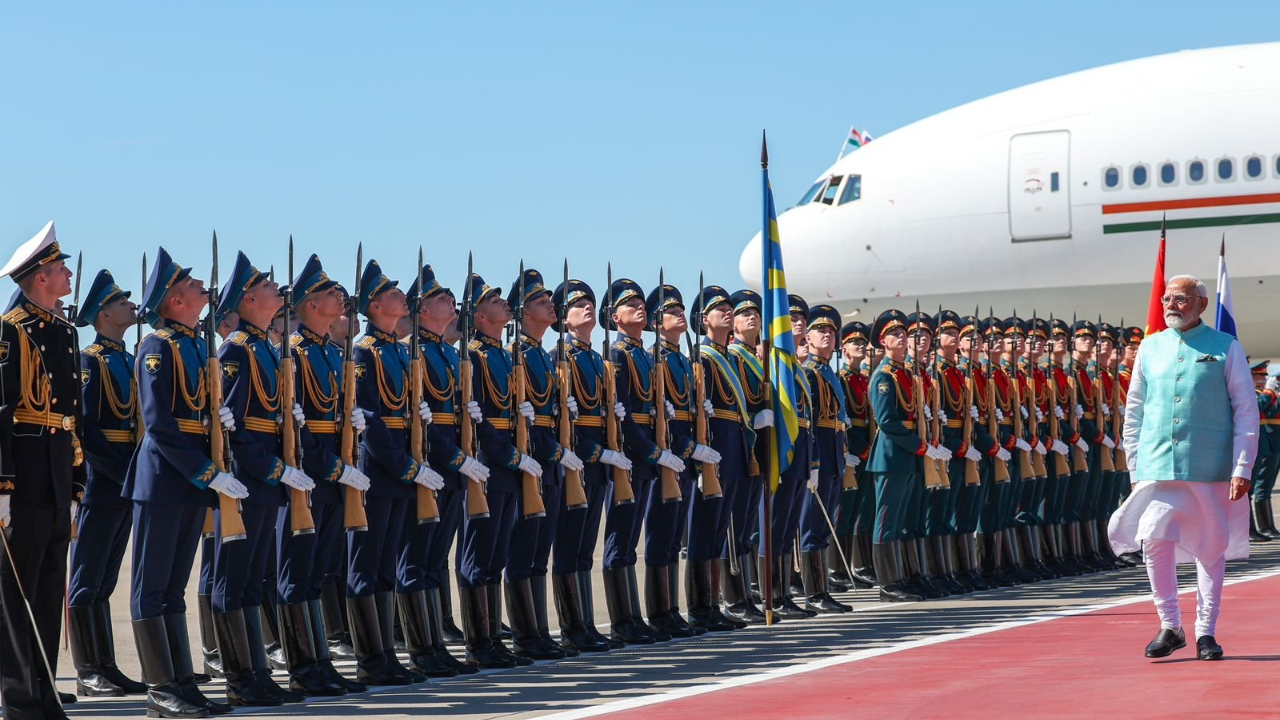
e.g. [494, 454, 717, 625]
[760, 131, 775, 626]
[835, 125, 854, 164]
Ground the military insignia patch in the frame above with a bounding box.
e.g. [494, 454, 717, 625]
[223, 362, 239, 379]
[81, 369, 90, 387]
[144, 354, 162, 374]
[0, 341, 9, 361]
[354, 363, 367, 380]
[877, 381, 891, 396]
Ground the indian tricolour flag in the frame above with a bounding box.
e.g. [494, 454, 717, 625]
[846, 126, 865, 149]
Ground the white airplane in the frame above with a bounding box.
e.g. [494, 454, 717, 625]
[739, 43, 1280, 356]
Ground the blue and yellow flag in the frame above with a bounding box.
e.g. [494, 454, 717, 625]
[761, 158, 800, 490]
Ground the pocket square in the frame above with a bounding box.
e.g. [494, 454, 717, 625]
[1195, 354, 1219, 363]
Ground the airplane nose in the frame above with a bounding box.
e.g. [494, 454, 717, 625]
[739, 231, 763, 291]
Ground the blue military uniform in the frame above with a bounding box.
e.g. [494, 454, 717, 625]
[66, 270, 148, 697]
[727, 290, 767, 610]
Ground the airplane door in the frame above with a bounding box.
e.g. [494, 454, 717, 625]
[1008, 131, 1071, 241]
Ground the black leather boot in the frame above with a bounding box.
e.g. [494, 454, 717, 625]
[579, 570, 624, 648]
[1002, 528, 1038, 583]
[666, 562, 705, 635]
[440, 572, 466, 644]
[163, 613, 230, 716]
[801, 550, 851, 612]
[981, 532, 1017, 586]
[306, 598, 364, 693]
[960, 534, 994, 590]
[278, 601, 344, 696]
[321, 580, 356, 659]
[873, 543, 922, 602]
[844, 534, 876, 589]
[375, 592, 422, 682]
[626, 565, 669, 640]
[260, 598, 286, 671]
[904, 539, 946, 598]
[91, 602, 148, 694]
[1261, 500, 1280, 540]
[1060, 523, 1087, 575]
[553, 573, 610, 653]
[245, 605, 305, 703]
[1250, 501, 1271, 541]
[71, 604, 123, 697]
[426, 588, 477, 673]
[768, 554, 810, 619]
[458, 584, 514, 669]
[929, 536, 967, 594]
[686, 560, 738, 631]
[531, 574, 578, 655]
[828, 535, 853, 590]
[347, 594, 415, 685]
[721, 556, 767, 625]
[506, 579, 566, 660]
[214, 609, 283, 707]
[397, 591, 456, 677]
[645, 564, 695, 638]
[197, 594, 223, 679]
[603, 567, 656, 644]
[133, 616, 209, 718]
[487, 583, 533, 666]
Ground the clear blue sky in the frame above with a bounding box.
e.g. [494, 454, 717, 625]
[3, 1, 1277, 316]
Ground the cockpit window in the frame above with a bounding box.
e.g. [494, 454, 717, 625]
[819, 176, 843, 205]
[839, 175, 862, 205]
[797, 180, 824, 206]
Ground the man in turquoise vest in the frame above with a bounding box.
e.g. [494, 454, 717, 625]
[1109, 275, 1258, 662]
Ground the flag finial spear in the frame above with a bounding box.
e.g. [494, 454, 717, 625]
[761, 131, 769, 169]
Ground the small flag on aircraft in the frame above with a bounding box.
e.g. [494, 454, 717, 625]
[1144, 214, 1168, 337]
[846, 126, 866, 149]
[1215, 235, 1236, 338]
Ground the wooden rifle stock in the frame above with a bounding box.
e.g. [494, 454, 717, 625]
[962, 376, 981, 486]
[987, 368, 1011, 483]
[1112, 364, 1127, 469]
[653, 347, 681, 503]
[208, 355, 247, 542]
[340, 354, 369, 531]
[459, 354, 490, 519]
[1049, 363, 1071, 477]
[929, 364, 950, 488]
[916, 371, 943, 488]
[1068, 369, 1090, 474]
[604, 358, 635, 505]
[281, 352, 316, 536]
[1096, 370, 1116, 473]
[1012, 366, 1035, 479]
[410, 354, 441, 524]
[514, 364, 546, 519]
[1028, 365, 1048, 479]
[559, 359, 588, 509]
[693, 363, 723, 498]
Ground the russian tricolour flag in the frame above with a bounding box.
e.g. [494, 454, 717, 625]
[1215, 236, 1237, 338]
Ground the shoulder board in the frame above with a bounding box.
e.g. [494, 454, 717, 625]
[227, 331, 248, 345]
[154, 327, 175, 340]
[357, 336, 376, 348]
[468, 339, 484, 352]
[2, 308, 28, 324]
[289, 335, 304, 348]
[84, 343, 103, 356]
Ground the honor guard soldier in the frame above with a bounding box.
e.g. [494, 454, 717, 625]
[404, 265, 487, 674]
[126, 247, 239, 718]
[1020, 317, 1058, 577]
[903, 311, 950, 598]
[959, 315, 1008, 587]
[1116, 327, 1143, 512]
[976, 317, 1019, 584]
[67, 270, 147, 698]
[349, 259, 441, 685]
[645, 283, 710, 638]
[212, 252, 316, 706]
[549, 278, 628, 653]
[505, 268, 584, 660]
[1093, 322, 1123, 566]
[0, 223, 85, 720]
[999, 316, 1042, 581]
[866, 309, 927, 602]
[727, 290, 772, 622]
[1069, 319, 1108, 571]
[790, 295, 809, 364]
[600, 278, 685, 644]
[1249, 360, 1277, 541]
[1047, 318, 1087, 574]
[835, 321, 875, 589]
[460, 273, 534, 668]
[283, 255, 371, 694]
[686, 285, 752, 630]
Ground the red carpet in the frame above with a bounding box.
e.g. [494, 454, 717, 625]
[613, 573, 1280, 720]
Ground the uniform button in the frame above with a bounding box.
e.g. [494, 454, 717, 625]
[1179, 357, 1184, 363]
[1175, 397, 1181, 403]
[51, 427, 57, 434]
[39, 345, 45, 351]
[1174, 418, 1179, 425]
[1173, 439, 1178, 445]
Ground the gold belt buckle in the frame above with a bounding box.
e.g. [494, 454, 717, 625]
[61, 415, 73, 431]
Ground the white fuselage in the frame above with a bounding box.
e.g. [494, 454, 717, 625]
[740, 43, 1280, 355]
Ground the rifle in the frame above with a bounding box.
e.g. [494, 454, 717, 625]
[410, 247, 441, 524]
[460, 255, 490, 519]
[68, 252, 83, 541]
[513, 262, 546, 519]
[603, 264, 635, 506]
[690, 272, 723, 498]
[986, 315, 1011, 483]
[283, 236, 316, 536]
[1095, 315, 1116, 474]
[961, 334, 981, 486]
[1112, 320, 1128, 470]
[207, 231, 247, 542]
[1047, 313, 1070, 477]
[341, 245, 370, 532]
[1067, 316, 1090, 474]
[558, 259, 588, 510]
[836, 327, 857, 491]
[927, 309, 949, 488]
[653, 271, 680, 503]
[1010, 315, 1035, 480]
[1028, 311, 1048, 480]
[136, 253, 147, 445]
[914, 303, 943, 488]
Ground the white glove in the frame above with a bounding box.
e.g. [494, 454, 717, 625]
[518, 401, 536, 421]
[0, 495, 9, 528]
[460, 457, 490, 484]
[1035, 407, 1044, 422]
[665, 400, 676, 419]
[969, 405, 980, 420]
[845, 453, 860, 468]
[703, 399, 713, 417]
[71, 500, 79, 526]
[466, 400, 483, 422]
[1054, 405, 1065, 420]
[413, 464, 445, 490]
[518, 454, 543, 477]
[337, 464, 371, 491]
[935, 445, 953, 461]
[807, 469, 819, 491]
[350, 407, 367, 432]
[1102, 403, 1111, 416]
[657, 450, 686, 473]
[559, 449, 585, 472]
[613, 401, 626, 421]
[924, 444, 943, 461]
[964, 445, 982, 462]
[994, 408, 1004, 423]
[692, 444, 721, 464]
[291, 403, 306, 428]
[566, 395, 579, 417]
[1075, 438, 1089, 453]
[922, 404, 933, 421]
[1050, 441, 1068, 456]
[1102, 435, 1116, 449]
[753, 409, 775, 429]
[937, 409, 948, 424]
[418, 401, 433, 423]
[1033, 441, 1048, 456]
[995, 448, 1012, 462]
[601, 449, 633, 471]
[1267, 376, 1279, 392]
[1020, 405, 1029, 419]
[218, 405, 236, 432]
[209, 472, 249, 499]
[1015, 438, 1032, 453]
[1074, 404, 1084, 419]
[281, 466, 316, 492]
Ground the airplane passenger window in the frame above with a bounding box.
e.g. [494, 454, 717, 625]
[1159, 162, 1177, 185]
[1131, 164, 1149, 188]
[1275, 155, 1280, 178]
[1050, 172, 1059, 192]
[819, 176, 843, 205]
[839, 175, 862, 205]
[1217, 158, 1234, 181]
[798, 180, 824, 206]
[1103, 167, 1120, 189]
[1245, 156, 1263, 180]
[1188, 160, 1206, 184]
